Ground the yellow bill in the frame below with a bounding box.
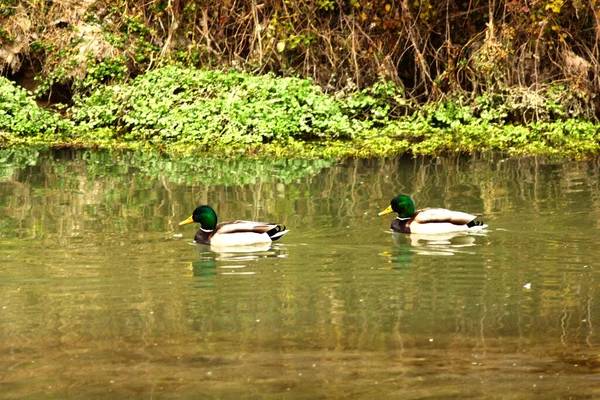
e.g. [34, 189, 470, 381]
[179, 215, 195, 225]
[378, 205, 394, 216]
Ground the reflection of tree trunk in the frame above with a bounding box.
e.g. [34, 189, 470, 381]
[160, 175, 175, 231]
[586, 293, 593, 348]
[393, 309, 405, 359]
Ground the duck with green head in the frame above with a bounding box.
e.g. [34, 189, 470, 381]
[378, 195, 486, 234]
[179, 205, 289, 246]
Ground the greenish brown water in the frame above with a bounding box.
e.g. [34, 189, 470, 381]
[1, 149, 600, 399]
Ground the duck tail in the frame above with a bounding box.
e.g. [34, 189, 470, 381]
[267, 225, 289, 241]
[467, 220, 486, 229]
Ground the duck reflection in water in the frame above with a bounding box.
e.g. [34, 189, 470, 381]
[395, 230, 484, 256]
[189, 242, 287, 282]
[395, 231, 476, 248]
[381, 230, 484, 268]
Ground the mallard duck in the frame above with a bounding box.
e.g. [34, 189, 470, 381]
[179, 205, 289, 246]
[378, 194, 487, 234]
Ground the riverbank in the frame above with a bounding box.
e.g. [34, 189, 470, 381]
[2, 67, 599, 160]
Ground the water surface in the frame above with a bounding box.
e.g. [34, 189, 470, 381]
[1, 149, 600, 398]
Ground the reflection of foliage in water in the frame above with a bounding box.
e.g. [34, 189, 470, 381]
[0, 148, 335, 185]
[126, 153, 336, 186]
[2, 151, 600, 400]
[0, 147, 335, 241]
[0, 148, 41, 181]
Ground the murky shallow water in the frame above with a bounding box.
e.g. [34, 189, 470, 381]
[1, 149, 600, 398]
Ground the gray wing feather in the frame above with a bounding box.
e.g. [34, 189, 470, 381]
[216, 220, 279, 234]
[414, 208, 477, 225]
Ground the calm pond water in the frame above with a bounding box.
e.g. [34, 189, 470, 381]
[1, 149, 600, 399]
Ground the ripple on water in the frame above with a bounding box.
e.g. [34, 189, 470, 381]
[3, 152, 600, 398]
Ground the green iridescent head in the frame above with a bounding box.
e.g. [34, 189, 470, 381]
[378, 195, 416, 219]
[179, 205, 218, 230]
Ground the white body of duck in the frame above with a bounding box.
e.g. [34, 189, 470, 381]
[380, 195, 487, 234]
[180, 206, 289, 246]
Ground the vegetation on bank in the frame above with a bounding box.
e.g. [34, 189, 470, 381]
[1, 66, 599, 159]
[2, 0, 599, 106]
[2, 0, 600, 158]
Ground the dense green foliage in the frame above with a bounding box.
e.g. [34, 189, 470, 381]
[3, 0, 599, 120]
[70, 66, 361, 146]
[385, 114, 600, 157]
[1, 66, 599, 159]
[2, 0, 600, 159]
[0, 77, 72, 140]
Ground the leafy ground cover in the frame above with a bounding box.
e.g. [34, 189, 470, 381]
[1, 67, 599, 159]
